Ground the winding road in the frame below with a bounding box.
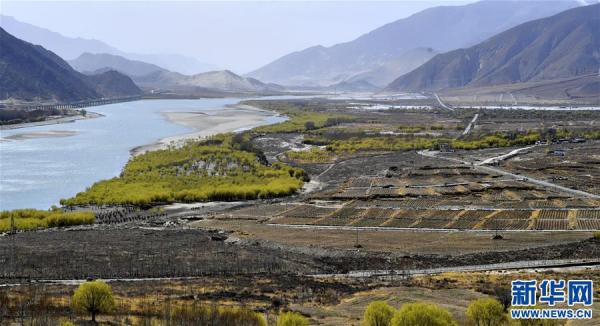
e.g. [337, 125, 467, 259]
[434, 93, 453, 111]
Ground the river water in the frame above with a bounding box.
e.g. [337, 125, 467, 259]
[0, 98, 282, 210]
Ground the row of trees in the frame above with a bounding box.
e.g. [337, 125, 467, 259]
[362, 299, 564, 326]
[69, 281, 309, 325]
[0, 208, 94, 232]
[283, 129, 580, 163]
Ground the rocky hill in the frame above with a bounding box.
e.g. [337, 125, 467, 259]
[0, 28, 141, 102]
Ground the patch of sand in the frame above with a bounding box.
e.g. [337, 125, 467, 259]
[1, 130, 79, 141]
[131, 104, 283, 155]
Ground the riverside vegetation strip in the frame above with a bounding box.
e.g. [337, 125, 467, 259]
[0, 208, 94, 232]
[60, 133, 308, 206]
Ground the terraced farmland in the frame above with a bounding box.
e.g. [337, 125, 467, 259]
[270, 204, 337, 225]
[269, 202, 600, 231]
[314, 207, 364, 226]
[351, 208, 397, 227]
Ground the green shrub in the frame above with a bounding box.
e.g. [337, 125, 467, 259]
[0, 209, 94, 232]
[277, 311, 309, 326]
[61, 134, 306, 206]
[72, 281, 115, 322]
[466, 298, 506, 326]
[362, 301, 396, 326]
[171, 305, 266, 326]
[285, 147, 335, 163]
[390, 302, 457, 326]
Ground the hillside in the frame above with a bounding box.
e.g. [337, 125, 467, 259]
[84, 70, 143, 98]
[0, 15, 215, 75]
[133, 70, 283, 94]
[0, 28, 140, 102]
[247, 0, 579, 86]
[70, 53, 166, 77]
[386, 4, 600, 93]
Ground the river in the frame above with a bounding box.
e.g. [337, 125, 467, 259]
[0, 98, 284, 210]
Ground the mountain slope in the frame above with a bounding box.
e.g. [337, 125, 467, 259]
[386, 4, 600, 92]
[247, 0, 580, 86]
[70, 53, 166, 77]
[133, 70, 283, 94]
[344, 47, 438, 87]
[0, 15, 215, 75]
[84, 70, 143, 98]
[0, 28, 140, 102]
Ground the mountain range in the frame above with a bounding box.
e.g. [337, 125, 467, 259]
[66, 52, 284, 95]
[70, 53, 166, 77]
[385, 3, 600, 96]
[0, 28, 141, 102]
[247, 0, 581, 87]
[0, 15, 216, 75]
[133, 70, 284, 95]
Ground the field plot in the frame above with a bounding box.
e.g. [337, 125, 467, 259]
[448, 210, 493, 229]
[270, 204, 337, 225]
[575, 219, 600, 230]
[332, 188, 370, 199]
[350, 208, 397, 227]
[538, 210, 569, 219]
[479, 210, 532, 230]
[410, 210, 460, 228]
[224, 203, 293, 219]
[503, 142, 600, 195]
[369, 187, 402, 197]
[382, 209, 430, 228]
[576, 210, 600, 219]
[346, 177, 372, 188]
[574, 210, 600, 230]
[314, 207, 365, 226]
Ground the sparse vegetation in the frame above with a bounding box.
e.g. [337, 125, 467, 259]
[169, 304, 267, 326]
[285, 147, 336, 163]
[254, 111, 352, 133]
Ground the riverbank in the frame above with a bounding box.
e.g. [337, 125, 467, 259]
[0, 111, 103, 131]
[130, 103, 283, 156]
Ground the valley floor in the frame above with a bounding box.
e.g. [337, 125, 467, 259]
[2, 95, 599, 324]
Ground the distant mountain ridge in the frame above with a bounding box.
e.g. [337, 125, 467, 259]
[385, 4, 600, 93]
[0, 15, 216, 75]
[248, 0, 580, 87]
[68, 52, 284, 95]
[0, 28, 141, 102]
[70, 53, 167, 77]
[133, 70, 284, 94]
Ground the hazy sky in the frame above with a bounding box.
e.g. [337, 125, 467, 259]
[0, 1, 473, 73]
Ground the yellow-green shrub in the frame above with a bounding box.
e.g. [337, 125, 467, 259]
[0, 209, 94, 232]
[61, 135, 306, 206]
[277, 311, 309, 326]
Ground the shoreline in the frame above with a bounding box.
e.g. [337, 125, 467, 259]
[0, 112, 103, 131]
[130, 103, 283, 156]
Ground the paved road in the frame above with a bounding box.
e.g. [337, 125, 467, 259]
[418, 150, 600, 199]
[477, 145, 536, 165]
[311, 258, 600, 279]
[434, 93, 453, 111]
[462, 113, 479, 135]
